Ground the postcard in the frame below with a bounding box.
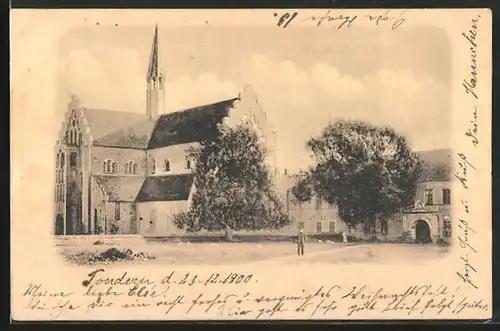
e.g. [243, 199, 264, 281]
[10, 8, 492, 320]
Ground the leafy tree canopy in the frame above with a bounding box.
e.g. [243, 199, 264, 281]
[292, 120, 423, 231]
[174, 124, 289, 233]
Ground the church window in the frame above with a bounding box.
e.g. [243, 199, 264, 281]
[103, 159, 117, 174]
[70, 152, 77, 168]
[125, 160, 138, 174]
[164, 160, 171, 172]
[60, 153, 65, 168]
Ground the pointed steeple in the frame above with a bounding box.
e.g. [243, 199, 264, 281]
[146, 24, 165, 119]
[147, 24, 161, 81]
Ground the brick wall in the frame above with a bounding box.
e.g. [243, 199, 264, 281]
[91, 146, 147, 175]
[147, 142, 198, 176]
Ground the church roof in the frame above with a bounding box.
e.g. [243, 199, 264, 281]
[416, 148, 452, 182]
[136, 174, 194, 202]
[93, 175, 145, 202]
[80, 98, 236, 150]
[93, 119, 156, 149]
[147, 98, 238, 149]
[82, 108, 150, 141]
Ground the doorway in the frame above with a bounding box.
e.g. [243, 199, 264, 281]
[414, 220, 432, 244]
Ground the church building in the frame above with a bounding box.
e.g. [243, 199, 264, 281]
[54, 26, 275, 236]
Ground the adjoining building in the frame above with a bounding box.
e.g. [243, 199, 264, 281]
[276, 148, 452, 243]
[54, 26, 276, 236]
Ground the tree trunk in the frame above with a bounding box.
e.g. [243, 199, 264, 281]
[370, 217, 377, 240]
[224, 226, 233, 242]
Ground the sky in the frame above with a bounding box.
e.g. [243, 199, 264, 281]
[57, 25, 452, 173]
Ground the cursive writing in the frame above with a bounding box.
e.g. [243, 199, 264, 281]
[20, 279, 489, 319]
[273, 9, 406, 30]
[302, 10, 357, 29]
[455, 14, 482, 290]
[23, 284, 79, 318]
[462, 15, 480, 99]
[454, 153, 476, 190]
[465, 107, 479, 146]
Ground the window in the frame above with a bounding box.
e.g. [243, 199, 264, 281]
[425, 189, 434, 206]
[315, 198, 322, 210]
[103, 159, 117, 174]
[164, 159, 171, 172]
[125, 160, 138, 174]
[151, 158, 156, 174]
[329, 221, 335, 233]
[442, 189, 451, 205]
[186, 159, 192, 170]
[316, 221, 323, 233]
[115, 202, 121, 220]
[60, 152, 65, 168]
[70, 152, 77, 168]
[443, 219, 452, 237]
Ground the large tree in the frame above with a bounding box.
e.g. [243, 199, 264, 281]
[174, 124, 289, 240]
[292, 120, 422, 236]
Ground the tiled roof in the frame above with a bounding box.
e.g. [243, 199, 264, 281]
[136, 174, 194, 202]
[82, 108, 149, 141]
[93, 175, 145, 202]
[92, 119, 156, 149]
[416, 148, 452, 182]
[147, 98, 237, 149]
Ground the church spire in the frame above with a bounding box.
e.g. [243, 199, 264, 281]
[146, 24, 165, 119]
[147, 24, 161, 81]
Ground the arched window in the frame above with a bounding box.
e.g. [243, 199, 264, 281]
[125, 160, 138, 174]
[164, 159, 171, 172]
[103, 159, 117, 174]
[186, 159, 191, 170]
[60, 152, 65, 168]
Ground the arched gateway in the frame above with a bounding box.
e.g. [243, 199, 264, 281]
[413, 219, 432, 244]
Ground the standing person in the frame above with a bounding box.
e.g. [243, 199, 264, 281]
[297, 227, 307, 256]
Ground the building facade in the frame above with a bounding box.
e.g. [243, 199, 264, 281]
[54, 26, 275, 236]
[278, 148, 453, 243]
